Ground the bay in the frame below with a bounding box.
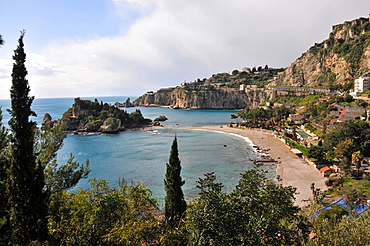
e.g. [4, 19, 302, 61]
[0, 96, 277, 204]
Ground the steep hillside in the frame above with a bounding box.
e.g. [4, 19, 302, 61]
[271, 15, 370, 89]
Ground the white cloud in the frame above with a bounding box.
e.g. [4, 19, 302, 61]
[1, 0, 369, 99]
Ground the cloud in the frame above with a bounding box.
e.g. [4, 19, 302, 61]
[1, 0, 369, 99]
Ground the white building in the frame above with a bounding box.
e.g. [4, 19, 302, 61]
[353, 75, 370, 95]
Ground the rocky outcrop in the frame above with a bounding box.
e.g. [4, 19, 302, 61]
[44, 98, 151, 133]
[84, 120, 103, 132]
[154, 115, 168, 121]
[134, 88, 270, 109]
[98, 118, 122, 133]
[271, 16, 370, 88]
[115, 98, 134, 107]
[42, 113, 52, 126]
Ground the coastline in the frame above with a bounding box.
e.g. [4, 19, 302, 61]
[178, 125, 327, 207]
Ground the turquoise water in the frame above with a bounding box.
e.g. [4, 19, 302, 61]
[0, 96, 277, 202]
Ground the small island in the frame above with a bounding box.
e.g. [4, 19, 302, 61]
[43, 97, 152, 133]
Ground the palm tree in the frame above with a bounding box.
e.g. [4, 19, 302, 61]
[352, 151, 363, 179]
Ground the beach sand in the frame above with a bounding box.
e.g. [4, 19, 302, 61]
[181, 125, 327, 207]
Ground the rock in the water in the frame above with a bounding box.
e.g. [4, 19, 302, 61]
[42, 113, 52, 125]
[115, 98, 134, 107]
[154, 115, 168, 121]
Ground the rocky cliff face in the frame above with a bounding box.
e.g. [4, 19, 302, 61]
[271, 16, 370, 88]
[134, 88, 271, 109]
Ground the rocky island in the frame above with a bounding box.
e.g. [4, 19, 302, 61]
[43, 98, 152, 133]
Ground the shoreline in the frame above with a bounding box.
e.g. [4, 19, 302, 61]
[177, 125, 327, 207]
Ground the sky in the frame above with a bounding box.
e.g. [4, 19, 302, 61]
[0, 0, 370, 99]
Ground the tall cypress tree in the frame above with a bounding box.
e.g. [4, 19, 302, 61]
[7, 31, 48, 244]
[164, 136, 186, 225]
[0, 107, 9, 243]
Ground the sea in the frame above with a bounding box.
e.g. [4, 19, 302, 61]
[0, 96, 277, 204]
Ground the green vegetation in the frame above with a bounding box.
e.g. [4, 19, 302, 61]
[304, 123, 324, 137]
[48, 178, 161, 245]
[1, 32, 89, 245]
[332, 32, 370, 69]
[208, 67, 285, 88]
[306, 211, 370, 246]
[284, 137, 309, 156]
[164, 136, 187, 226]
[270, 94, 325, 106]
[186, 165, 304, 245]
[231, 106, 294, 129]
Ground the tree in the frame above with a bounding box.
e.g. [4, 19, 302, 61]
[187, 165, 304, 245]
[0, 35, 3, 46]
[307, 146, 324, 163]
[0, 107, 9, 244]
[307, 210, 370, 245]
[6, 30, 49, 244]
[356, 99, 368, 120]
[232, 69, 239, 76]
[5, 31, 90, 244]
[352, 151, 363, 179]
[164, 136, 186, 226]
[48, 178, 161, 245]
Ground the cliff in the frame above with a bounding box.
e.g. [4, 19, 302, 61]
[271, 15, 370, 89]
[133, 87, 271, 109]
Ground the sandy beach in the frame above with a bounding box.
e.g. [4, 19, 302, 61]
[181, 125, 327, 207]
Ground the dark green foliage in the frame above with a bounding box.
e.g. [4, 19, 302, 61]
[317, 207, 349, 224]
[307, 146, 325, 162]
[270, 94, 326, 106]
[48, 178, 161, 245]
[356, 99, 368, 120]
[0, 107, 9, 244]
[6, 31, 49, 244]
[164, 136, 186, 226]
[233, 106, 294, 128]
[187, 166, 304, 245]
[323, 120, 370, 156]
[307, 212, 370, 246]
[0, 35, 3, 46]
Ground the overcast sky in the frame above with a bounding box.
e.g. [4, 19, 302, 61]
[0, 0, 370, 99]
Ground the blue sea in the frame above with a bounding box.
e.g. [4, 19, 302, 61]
[0, 96, 277, 203]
